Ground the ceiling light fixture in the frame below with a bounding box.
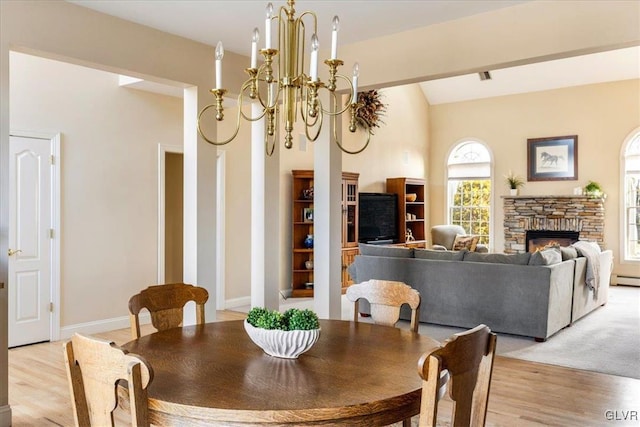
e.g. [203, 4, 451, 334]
[197, 0, 372, 155]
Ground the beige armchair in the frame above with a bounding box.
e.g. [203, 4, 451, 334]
[430, 225, 488, 252]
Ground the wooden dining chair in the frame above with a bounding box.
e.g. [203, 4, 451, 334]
[417, 324, 497, 427]
[128, 282, 209, 339]
[347, 279, 430, 427]
[63, 333, 153, 427]
[346, 279, 421, 332]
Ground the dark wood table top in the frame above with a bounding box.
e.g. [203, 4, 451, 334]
[121, 319, 440, 426]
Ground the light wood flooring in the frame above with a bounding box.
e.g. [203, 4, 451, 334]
[9, 310, 640, 426]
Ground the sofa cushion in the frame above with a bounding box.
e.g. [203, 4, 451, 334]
[463, 251, 531, 265]
[560, 246, 579, 260]
[415, 248, 466, 261]
[358, 243, 414, 258]
[529, 248, 562, 265]
[452, 234, 479, 252]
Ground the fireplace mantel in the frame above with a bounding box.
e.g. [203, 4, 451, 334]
[503, 195, 605, 253]
[502, 194, 606, 200]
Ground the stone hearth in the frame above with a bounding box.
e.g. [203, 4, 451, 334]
[503, 195, 605, 254]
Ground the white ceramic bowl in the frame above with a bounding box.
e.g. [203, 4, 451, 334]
[244, 320, 320, 359]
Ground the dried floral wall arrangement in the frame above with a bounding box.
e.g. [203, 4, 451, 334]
[355, 89, 387, 134]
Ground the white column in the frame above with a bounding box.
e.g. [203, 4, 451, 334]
[313, 95, 343, 320]
[0, 38, 12, 425]
[184, 86, 217, 322]
[251, 103, 280, 309]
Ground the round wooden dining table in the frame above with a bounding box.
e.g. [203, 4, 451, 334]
[120, 319, 441, 426]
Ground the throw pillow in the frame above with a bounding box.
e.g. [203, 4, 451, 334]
[464, 252, 532, 265]
[414, 248, 466, 261]
[452, 234, 479, 252]
[529, 247, 562, 265]
[358, 243, 414, 258]
[560, 246, 578, 261]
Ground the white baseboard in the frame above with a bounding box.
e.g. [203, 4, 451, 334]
[617, 276, 640, 286]
[0, 405, 11, 427]
[60, 296, 256, 339]
[224, 296, 251, 309]
[60, 313, 151, 340]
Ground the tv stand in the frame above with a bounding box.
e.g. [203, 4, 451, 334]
[364, 239, 394, 245]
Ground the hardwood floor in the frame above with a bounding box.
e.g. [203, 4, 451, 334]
[9, 310, 640, 426]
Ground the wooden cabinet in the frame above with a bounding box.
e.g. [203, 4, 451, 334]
[291, 170, 359, 297]
[342, 172, 359, 248]
[386, 177, 427, 247]
[341, 172, 359, 291]
[292, 170, 315, 298]
[341, 247, 359, 289]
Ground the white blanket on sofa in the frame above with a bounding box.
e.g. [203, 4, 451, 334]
[572, 241, 601, 297]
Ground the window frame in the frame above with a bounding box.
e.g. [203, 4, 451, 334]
[445, 139, 494, 250]
[620, 127, 640, 264]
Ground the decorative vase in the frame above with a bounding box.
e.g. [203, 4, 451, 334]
[244, 320, 321, 359]
[305, 260, 314, 270]
[303, 234, 314, 249]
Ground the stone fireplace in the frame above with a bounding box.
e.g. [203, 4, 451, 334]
[503, 195, 605, 254]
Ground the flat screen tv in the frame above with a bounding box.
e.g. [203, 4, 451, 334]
[358, 193, 398, 244]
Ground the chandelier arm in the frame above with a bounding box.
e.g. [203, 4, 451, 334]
[318, 75, 355, 116]
[235, 83, 269, 122]
[197, 103, 242, 146]
[305, 105, 323, 142]
[297, 12, 318, 77]
[251, 77, 270, 110]
[333, 124, 372, 155]
[299, 85, 321, 128]
[252, 68, 281, 111]
[235, 77, 278, 122]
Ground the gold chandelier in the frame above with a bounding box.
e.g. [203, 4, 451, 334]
[197, 0, 371, 155]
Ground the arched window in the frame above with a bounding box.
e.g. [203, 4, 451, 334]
[622, 130, 640, 261]
[447, 141, 492, 245]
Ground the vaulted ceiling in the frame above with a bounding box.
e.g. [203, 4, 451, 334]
[71, 1, 640, 104]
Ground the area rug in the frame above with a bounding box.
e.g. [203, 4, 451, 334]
[500, 285, 640, 379]
[245, 285, 640, 379]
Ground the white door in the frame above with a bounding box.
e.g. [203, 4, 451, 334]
[8, 136, 52, 347]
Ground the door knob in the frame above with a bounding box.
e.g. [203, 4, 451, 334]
[8, 249, 22, 256]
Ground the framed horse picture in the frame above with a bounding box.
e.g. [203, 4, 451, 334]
[527, 135, 578, 181]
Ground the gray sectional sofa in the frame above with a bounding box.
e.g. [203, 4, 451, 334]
[348, 243, 613, 340]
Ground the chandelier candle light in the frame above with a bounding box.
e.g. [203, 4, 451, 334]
[197, 0, 372, 155]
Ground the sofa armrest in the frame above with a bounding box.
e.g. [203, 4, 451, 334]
[431, 244, 447, 251]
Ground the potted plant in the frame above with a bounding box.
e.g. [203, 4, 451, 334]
[244, 307, 320, 359]
[584, 180, 604, 197]
[505, 171, 525, 195]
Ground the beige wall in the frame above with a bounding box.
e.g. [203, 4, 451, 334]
[10, 52, 183, 325]
[429, 79, 640, 277]
[342, 84, 430, 192]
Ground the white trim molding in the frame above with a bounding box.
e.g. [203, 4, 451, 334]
[620, 126, 640, 266]
[60, 312, 151, 340]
